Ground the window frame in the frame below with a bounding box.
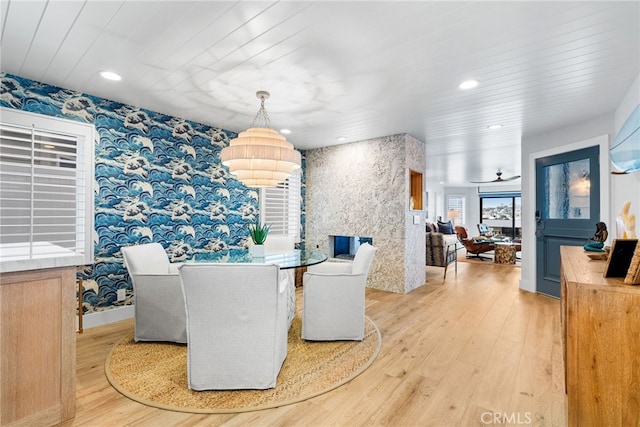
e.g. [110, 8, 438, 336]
[0, 108, 95, 273]
[446, 194, 465, 226]
[479, 192, 522, 239]
[259, 169, 301, 242]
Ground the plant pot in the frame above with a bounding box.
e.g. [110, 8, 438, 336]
[250, 244, 265, 258]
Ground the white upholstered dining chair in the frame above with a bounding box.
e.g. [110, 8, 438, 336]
[121, 243, 187, 343]
[264, 235, 296, 253]
[179, 263, 288, 390]
[302, 242, 377, 341]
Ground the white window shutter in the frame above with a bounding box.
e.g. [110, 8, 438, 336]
[0, 109, 94, 269]
[446, 195, 465, 226]
[260, 169, 301, 241]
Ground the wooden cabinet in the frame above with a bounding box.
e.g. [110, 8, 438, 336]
[0, 267, 76, 426]
[560, 246, 640, 426]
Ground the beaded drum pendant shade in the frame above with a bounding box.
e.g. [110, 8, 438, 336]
[220, 91, 301, 188]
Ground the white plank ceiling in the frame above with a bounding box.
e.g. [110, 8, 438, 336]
[1, 1, 638, 185]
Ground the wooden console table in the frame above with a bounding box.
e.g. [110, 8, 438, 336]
[560, 246, 640, 426]
[0, 266, 76, 426]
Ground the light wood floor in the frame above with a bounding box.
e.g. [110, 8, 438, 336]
[63, 261, 566, 427]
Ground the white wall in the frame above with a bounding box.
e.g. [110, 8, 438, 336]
[520, 116, 613, 293]
[612, 74, 640, 233]
[425, 182, 445, 222]
[519, 71, 640, 294]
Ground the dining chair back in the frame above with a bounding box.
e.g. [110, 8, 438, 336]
[179, 263, 288, 390]
[121, 243, 187, 343]
[302, 243, 377, 341]
[264, 235, 296, 253]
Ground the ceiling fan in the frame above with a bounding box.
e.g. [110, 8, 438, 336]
[471, 170, 521, 184]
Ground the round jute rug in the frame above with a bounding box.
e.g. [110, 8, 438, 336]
[105, 313, 381, 413]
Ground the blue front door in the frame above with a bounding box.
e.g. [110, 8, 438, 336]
[535, 145, 600, 298]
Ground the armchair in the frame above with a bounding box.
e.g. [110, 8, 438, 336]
[454, 226, 495, 260]
[179, 263, 288, 390]
[302, 243, 377, 341]
[426, 232, 457, 278]
[477, 223, 492, 236]
[121, 243, 187, 343]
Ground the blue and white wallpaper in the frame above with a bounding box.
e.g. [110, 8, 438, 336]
[0, 72, 305, 315]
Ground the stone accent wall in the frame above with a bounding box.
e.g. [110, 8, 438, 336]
[404, 134, 427, 292]
[305, 134, 426, 293]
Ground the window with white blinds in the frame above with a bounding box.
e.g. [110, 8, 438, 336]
[0, 108, 94, 272]
[446, 194, 465, 226]
[260, 169, 301, 241]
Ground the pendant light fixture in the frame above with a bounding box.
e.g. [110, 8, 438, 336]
[220, 91, 301, 188]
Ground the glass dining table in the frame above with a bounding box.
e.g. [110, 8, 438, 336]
[192, 248, 327, 269]
[189, 248, 328, 328]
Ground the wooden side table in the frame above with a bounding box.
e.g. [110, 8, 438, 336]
[494, 242, 517, 264]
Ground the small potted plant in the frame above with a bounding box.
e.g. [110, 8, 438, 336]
[248, 221, 270, 257]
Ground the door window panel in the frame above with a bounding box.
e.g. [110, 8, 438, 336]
[544, 159, 590, 219]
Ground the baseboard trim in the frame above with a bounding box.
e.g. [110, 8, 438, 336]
[79, 305, 134, 330]
[519, 278, 535, 293]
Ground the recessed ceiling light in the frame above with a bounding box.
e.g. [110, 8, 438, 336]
[99, 70, 122, 81]
[487, 124, 503, 130]
[458, 79, 479, 90]
[43, 144, 55, 149]
[336, 136, 347, 142]
[280, 129, 292, 135]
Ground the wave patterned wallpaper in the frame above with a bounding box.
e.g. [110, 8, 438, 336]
[0, 73, 305, 315]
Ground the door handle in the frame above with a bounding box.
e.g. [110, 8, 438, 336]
[535, 210, 545, 238]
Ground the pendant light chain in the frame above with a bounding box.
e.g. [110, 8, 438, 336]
[251, 93, 272, 129]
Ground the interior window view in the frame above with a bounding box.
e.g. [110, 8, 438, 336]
[1, 2, 639, 426]
[480, 194, 522, 239]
